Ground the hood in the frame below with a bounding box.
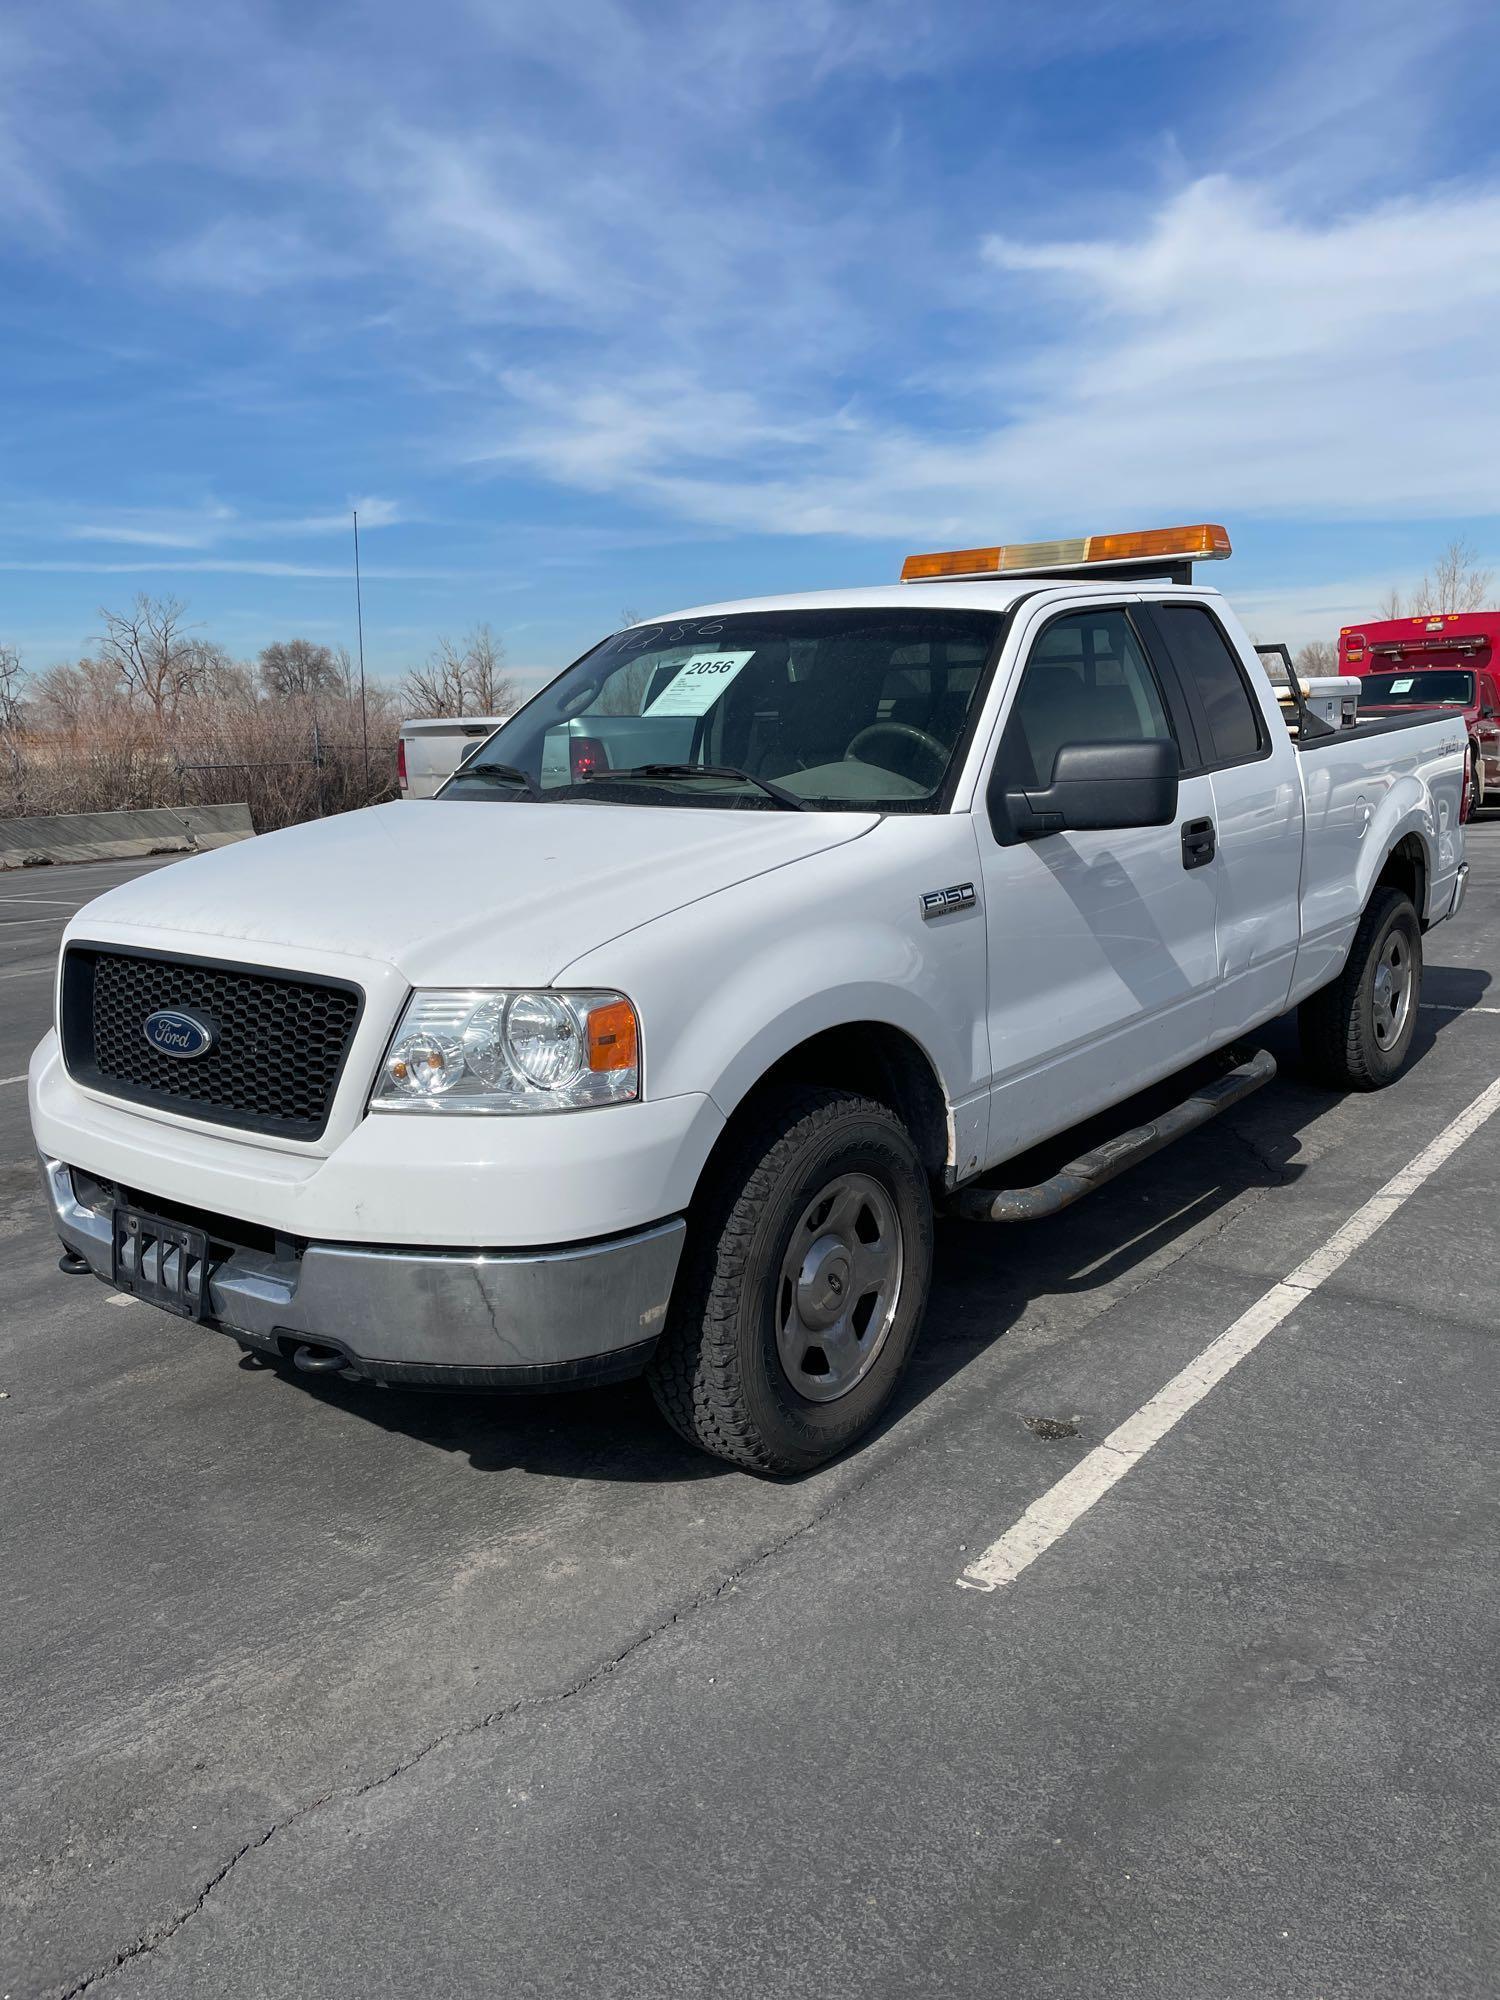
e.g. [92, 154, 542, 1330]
[70, 800, 877, 986]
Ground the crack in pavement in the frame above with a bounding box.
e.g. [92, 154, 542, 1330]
[49, 1476, 876, 2000]
[1217, 1116, 1297, 1186]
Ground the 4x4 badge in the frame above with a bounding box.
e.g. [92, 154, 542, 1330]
[920, 882, 976, 920]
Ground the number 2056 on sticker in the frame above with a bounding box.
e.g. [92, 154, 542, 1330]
[644, 652, 756, 717]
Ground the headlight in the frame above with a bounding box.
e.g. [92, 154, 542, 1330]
[371, 990, 639, 1114]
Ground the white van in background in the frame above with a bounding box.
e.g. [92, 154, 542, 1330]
[397, 715, 513, 799]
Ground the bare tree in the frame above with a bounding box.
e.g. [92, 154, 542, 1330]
[398, 637, 468, 718]
[92, 594, 217, 720]
[1377, 588, 1404, 621]
[32, 655, 127, 729]
[462, 624, 516, 713]
[0, 642, 24, 732]
[1407, 538, 1494, 617]
[1294, 640, 1338, 676]
[398, 626, 518, 717]
[258, 637, 348, 700]
[0, 642, 27, 813]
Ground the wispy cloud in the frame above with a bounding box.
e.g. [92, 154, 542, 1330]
[152, 217, 363, 295]
[56, 498, 402, 550]
[3, 0, 1499, 672]
[470, 171, 1500, 539]
[0, 559, 455, 579]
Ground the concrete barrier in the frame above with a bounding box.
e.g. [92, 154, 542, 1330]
[0, 803, 255, 870]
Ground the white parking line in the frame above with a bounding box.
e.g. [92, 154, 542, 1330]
[0, 965, 54, 981]
[0, 896, 81, 908]
[1420, 1002, 1500, 1015]
[0, 1073, 28, 1088]
[959, 1071, 1500, 1594]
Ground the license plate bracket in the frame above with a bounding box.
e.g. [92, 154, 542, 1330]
[111, 1206, 210, 1321]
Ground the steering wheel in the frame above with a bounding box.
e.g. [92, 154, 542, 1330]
[845, 721, 950, 784]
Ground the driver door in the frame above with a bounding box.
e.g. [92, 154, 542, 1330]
[976, 603, 1221, 1168]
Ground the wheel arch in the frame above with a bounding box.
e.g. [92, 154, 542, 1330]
[1376, 828, 1429, 926]
[702, 1018, 953, 1193]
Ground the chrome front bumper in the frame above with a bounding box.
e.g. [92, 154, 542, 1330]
[1450, 861, 1471, 919]
[43, 1158, 685, 1387]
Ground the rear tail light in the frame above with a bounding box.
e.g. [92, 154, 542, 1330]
[570, 736, 610, 780]
[397, 738, 408, 791]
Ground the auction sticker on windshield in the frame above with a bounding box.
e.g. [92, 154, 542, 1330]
[645, 652, 756, 717]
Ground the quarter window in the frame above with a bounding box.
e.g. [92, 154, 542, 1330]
[1154, 604, 1263, 765]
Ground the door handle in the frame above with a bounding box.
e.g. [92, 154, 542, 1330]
[1181, 817, 1216, 870]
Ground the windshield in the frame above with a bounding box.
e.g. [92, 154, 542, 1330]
[1361, 670, 1476, 706]
[441, 608, 1005, 812]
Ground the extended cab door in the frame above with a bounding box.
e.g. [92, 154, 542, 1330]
[975, 601, 1221, 1167]
[1137, 598, 1304, 1042]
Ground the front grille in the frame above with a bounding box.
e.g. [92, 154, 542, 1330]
[61, 945, 364, 1141]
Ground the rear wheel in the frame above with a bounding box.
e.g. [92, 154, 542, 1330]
[648, 1087, 933, 1474]
[1299, 886, 1422, 1090]
[1466, 740, 1483, 819]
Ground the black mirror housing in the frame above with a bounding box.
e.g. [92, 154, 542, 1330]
[1004, 738, 1180, 839]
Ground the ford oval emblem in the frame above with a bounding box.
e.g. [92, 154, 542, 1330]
[143, 1008, 218, 1059]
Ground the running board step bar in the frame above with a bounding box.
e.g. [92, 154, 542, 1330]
[951, 1047, 1278, 1224]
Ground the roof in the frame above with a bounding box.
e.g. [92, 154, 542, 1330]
[1342, 612, 1500, 642]
[642, 577, 1224, 625]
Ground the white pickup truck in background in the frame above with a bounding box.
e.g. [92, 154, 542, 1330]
[32, 524, 1469, 1473]
[397, 713, 513, 799]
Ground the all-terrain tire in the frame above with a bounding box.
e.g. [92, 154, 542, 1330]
[1298, 885, 1422, 1090]
[648, 1087, 933, 1475]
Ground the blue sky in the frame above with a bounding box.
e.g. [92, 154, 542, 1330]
[3, 0, 1500, 692]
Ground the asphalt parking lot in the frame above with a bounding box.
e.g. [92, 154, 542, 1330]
[2, 845, 1497, 1999]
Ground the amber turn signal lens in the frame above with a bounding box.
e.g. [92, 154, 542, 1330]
[901, 523, 1231, 581]
[586, 999, 638, 1073]
[901, 546, 1003, 581]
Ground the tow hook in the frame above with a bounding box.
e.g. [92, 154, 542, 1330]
[291, 1341, 353, 1377]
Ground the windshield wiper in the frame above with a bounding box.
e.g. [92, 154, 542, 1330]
[583, 763, 809, 812]
[450, 762, 539, 799]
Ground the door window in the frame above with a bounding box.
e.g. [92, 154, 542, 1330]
[1152, 603, 1265, 766]
[999, 609, 1176, 789]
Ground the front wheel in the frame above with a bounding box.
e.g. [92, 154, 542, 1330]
[648, 1087, 934, 1474]
[1298, 885, 1422, 1090]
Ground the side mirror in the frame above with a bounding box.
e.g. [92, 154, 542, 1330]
[1006, 738, 1180, 839]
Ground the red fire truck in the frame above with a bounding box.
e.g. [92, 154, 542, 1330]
[1339, 613, 1500, 814]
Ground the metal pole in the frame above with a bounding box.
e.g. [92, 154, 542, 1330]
[353, 509, 370, 790]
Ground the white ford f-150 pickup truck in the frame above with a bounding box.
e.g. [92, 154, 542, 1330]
[31, 524, 1469, 1472]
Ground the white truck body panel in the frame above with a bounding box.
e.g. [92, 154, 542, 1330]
[31, 572, 1468, 1384]
[398, 715, 512, 799]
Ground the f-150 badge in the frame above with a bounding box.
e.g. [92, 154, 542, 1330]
[920, 882, 977, 919]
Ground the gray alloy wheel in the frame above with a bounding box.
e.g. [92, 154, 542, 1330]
[1370, 928, 1415, 1051]
[774, 1172, 904, 1403]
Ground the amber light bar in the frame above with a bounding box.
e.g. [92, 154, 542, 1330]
[900, 523, 1232, 582]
